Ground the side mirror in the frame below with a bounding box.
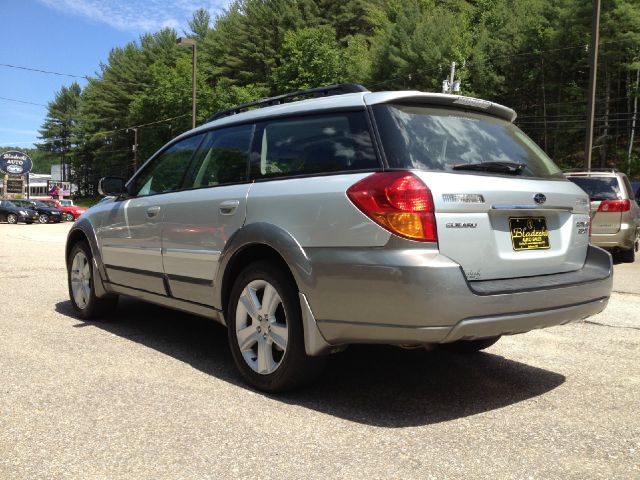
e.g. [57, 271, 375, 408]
[98, 176, 128, 197]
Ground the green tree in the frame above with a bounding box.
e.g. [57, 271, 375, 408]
[204, 0, 321, 91]
[369, 0, 472, 91]
[37, 82, 82, 181]
[272, 26, 344, 91]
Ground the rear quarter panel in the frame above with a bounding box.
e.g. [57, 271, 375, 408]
[245, 174, 391, 247]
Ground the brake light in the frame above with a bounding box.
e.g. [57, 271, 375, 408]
[347, 172, 437, 242]
[597, 199, 630, 212]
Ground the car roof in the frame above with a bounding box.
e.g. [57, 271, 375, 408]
[176, 90, 517, 143]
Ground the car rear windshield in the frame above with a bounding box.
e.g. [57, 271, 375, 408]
[566, 176, 622, 201]
[372, 104, 563, 178]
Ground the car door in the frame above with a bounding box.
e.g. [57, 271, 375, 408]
[0, 200, 10, 221]
[98, 134, 205, 295]
[161, 123, 254, 306]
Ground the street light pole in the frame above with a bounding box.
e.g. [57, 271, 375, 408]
[177, 37, 197, 130]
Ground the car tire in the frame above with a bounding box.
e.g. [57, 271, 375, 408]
[617, 247, 635, 264]
[67, 241, 118, 319]
[7, 213, 18, 224]
[440, 336, 501, 353]
[65, 213, 75, 222]
[227, 260, 325, 392]
[38, 214, 49, 224]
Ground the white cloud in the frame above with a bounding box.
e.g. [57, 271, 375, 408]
[38, 0, 231, 33]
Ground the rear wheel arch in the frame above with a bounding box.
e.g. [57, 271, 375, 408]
[221, 244, 297, 324]
[216, 223, 314, 322]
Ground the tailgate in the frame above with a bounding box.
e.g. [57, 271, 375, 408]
[590, 200, 622, 234]
[416, 172, 591, 281]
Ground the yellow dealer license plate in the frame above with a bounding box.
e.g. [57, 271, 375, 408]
[509, 217, 550, 251]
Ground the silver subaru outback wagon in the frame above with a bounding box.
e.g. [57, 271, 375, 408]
[66, 84, 613, 392]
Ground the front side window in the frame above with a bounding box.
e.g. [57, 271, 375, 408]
[252, 112, 377, 179]
[186, 124, 254, 188]
[131, 134, 204, 197]
[373, 104, 563, 179]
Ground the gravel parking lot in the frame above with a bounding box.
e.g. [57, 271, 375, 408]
[1, 222, 638, 479]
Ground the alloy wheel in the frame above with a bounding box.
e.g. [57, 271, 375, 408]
[70, 250, 92, 310]
[235, 279, 289, 375]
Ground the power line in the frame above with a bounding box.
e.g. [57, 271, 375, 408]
[35, 113, 190, 147]
[0, 62, 87, 79]
[0, 61, 151, 88]
[1, 113, 189, 148]
[0, 96, 47, 107]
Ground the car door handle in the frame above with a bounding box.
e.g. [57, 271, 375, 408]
[146, 206, 161, 218]
[219, 200, 240, 215]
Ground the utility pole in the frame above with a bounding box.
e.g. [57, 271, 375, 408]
[628, 68, 639, 175]
[584, 0, 601, 170]
[128, 127, 139, 171]
[449, 62, 456, 93]
[442, 61, 461, 94]
[177, 37, 197, 129]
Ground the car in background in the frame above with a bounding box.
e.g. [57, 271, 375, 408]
[11, 199, 65, 224]
[565, 170, 640, 263]
[0, 200, 39, 224]
[39, 198, 87, 221]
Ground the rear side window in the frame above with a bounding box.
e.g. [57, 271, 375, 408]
[566, 176, 622, 201]
[251, 112, 377, 179]
[373, 104, 563, 178]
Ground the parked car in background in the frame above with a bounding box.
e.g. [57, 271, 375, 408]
[565, 170, 640, 263]
[39, 198, 87, 221]
[66, 84, 613, 392]
[0, 200, 39, 224]
[11, 199, 64, 224]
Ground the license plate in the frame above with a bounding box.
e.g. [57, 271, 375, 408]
[509, 217, 550, 251]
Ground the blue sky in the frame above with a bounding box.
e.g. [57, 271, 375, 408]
[0, 0, 230, 148]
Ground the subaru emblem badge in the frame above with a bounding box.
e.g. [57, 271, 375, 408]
[533, 193, 547, 205]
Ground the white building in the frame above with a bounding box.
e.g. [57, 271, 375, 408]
[0, 172, 74, 199]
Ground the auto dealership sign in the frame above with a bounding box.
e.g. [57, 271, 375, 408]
[0, 151, 33, 175]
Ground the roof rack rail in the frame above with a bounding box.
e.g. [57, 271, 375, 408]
[206, 83, 369, 122]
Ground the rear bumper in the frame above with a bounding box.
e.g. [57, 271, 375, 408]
[591, 223, 638, 250]
[301, 245, 612, 346]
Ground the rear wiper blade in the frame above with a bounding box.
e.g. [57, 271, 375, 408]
[452, 161, 526, 175]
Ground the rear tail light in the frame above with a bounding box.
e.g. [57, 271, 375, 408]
[347, 172, 437, 242]
[597, 199, 630, 212]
